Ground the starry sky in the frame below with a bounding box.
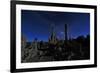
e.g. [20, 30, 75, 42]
[21, 10, 90, 42]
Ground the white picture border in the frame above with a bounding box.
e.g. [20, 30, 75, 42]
[16, 4, 94, 69]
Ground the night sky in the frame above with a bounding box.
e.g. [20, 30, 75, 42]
[21, 10, 90, 42]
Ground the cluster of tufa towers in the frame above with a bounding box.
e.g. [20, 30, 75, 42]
[21, 23, 69, 62]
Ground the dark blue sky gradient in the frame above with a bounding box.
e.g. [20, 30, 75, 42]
[21, 10, 90, 42]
